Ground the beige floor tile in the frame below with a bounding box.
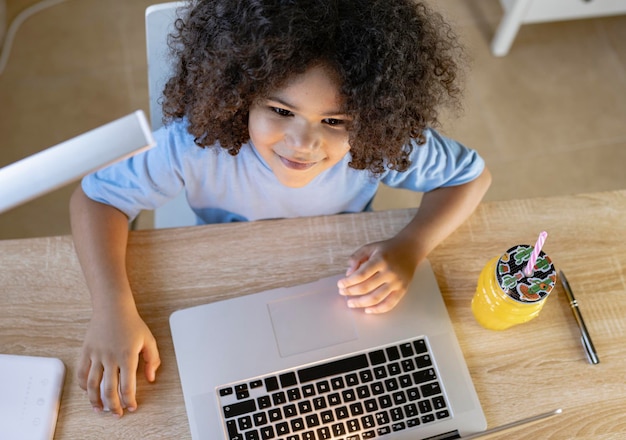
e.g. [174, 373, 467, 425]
[601, 15, 626, 72]
[2, 0, 125, 80]
[0, 68, 137, 162]
[485, 139, 626, 201]
[468, 19, 626, 162]
[430, 0, 503, 27]
[0, 183, 74, 239]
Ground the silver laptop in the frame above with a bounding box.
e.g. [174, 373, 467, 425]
[170, 260, 486, 439]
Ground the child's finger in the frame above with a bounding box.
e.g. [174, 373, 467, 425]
[344, 246, 372, 276]
[364, 290, 405, 314]
[345, 283, 390, 308]
[119, 358, 139, 412]
[76, 352, 92, 391]
[142, 340, 161, 383]
[86, 362, 104, 412]
[100, 369, 123, 417]
[339, 268, 390, 299]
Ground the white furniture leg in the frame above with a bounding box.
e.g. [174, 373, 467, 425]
[491, 0, 534, 57]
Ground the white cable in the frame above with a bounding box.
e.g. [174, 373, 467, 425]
[0, 0, 68, 76]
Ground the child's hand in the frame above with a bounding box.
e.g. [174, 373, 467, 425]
[337, 237, 419, 313]
[77, 308, 161, 417]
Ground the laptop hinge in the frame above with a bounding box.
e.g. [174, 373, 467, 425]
[421, 430, 461, 440]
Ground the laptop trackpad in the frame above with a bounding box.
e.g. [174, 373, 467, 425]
[268, 287, 358, 357]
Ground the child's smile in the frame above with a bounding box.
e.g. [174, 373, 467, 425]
[248, 63, 351, 188]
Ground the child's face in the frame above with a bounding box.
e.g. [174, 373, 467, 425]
[248, 64, 351, 188]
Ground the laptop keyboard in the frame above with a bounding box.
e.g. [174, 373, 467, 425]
[217, 337, 451, 440]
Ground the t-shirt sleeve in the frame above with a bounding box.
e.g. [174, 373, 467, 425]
[81, 123, 189, 221]
[381, 129, 485, 192]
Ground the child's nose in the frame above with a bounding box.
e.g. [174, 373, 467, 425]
[288, 123, 321, 151]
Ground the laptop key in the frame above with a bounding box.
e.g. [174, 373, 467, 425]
[265, 377, 279, 392]
[418, 400, 432, 414]
[392, 421, 406, 431]
[272, 391, 286, 405]
[413, 368, 436, 384]
[420, 382, 441, 398]
[359, 369, 374, 383]
[436, 410, 450, 419]
[290, 417, 305, 432]
[413, 339, 428, 354]
[404, 403, 418, 418]
[253, 412, 268, 426]
[302, 384, 316, 397]
[400, 342, 414, 357]
[268, 408, 282, 422]
[298, 354, 369, 383]
[317, 426, 332, 439]
[345, 373, 359, 386]
[260, 425, 275, 440]
[226, 420, 242, 440]
[331, 422, 346, 436]
[432, 396, 447, 410]
[287, 388, 302, 402]
[284, 404, 297, 417]
[361, 414, 375, 429]
[368, 350, 386, 365]
[414, 355, 432, 369]
[280, 372, 298, 388]
[421, 414, 435, 424]
[386, 346, 401, 361]
[276, 422, 289, 435]
[407, 417, 420, 428]
[244, 430, 259, 440]
[316, 380, 330, 394]
[305, 413, 320, 428]
[313, 396, 327, 410]
[257, 396, 272, 409]
[220, 387, 234, 397]
[224, 399, 257, 418]
[250, 380, 263, 389]
[238, 415, 253, 430]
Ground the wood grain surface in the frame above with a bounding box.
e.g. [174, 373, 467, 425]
[1, 190, 625, 439]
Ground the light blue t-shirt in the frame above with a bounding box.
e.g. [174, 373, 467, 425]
[82, 120, 484, 223]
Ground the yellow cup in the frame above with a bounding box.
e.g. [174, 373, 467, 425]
[471, 245, 556, 330]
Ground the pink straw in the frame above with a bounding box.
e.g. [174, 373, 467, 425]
[524, 231, 548, 276]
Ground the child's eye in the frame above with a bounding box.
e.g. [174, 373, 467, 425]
[323, 118, 344, 126]
[270, 107, 292, 117]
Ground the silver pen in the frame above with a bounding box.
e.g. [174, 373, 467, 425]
[460, 409, 562, 439]
[559, 271, 600, 364]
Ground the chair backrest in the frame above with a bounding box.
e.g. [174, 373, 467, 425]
[145, 2, 197, 228]
[0, 111, 154, 214]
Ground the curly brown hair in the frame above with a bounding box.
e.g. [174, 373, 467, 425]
[162, 0, 466, 174]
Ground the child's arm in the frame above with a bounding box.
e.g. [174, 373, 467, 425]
[70, 186, 161, 417]
[337, 167, 492, 313]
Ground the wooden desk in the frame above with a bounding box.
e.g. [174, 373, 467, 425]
[1, 190, 625, 439]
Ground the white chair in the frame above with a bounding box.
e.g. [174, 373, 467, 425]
[492, 0, 626, 56]
[0, 111, 154, 214]
[145, 2, 198, 228]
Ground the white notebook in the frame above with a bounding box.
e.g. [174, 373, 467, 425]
[0, 355, 65, 440]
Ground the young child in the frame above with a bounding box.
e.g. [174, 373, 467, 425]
[70, 0, 491, 417]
